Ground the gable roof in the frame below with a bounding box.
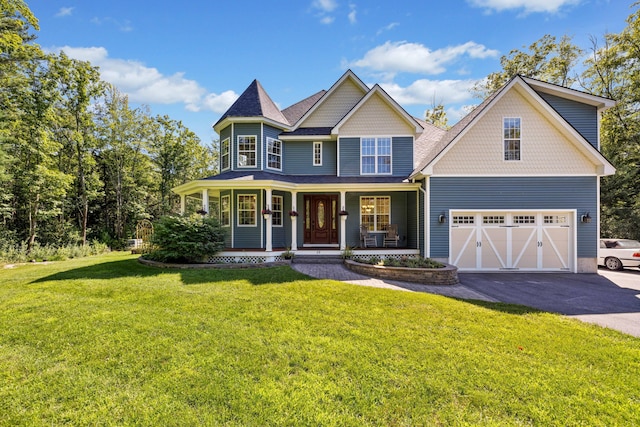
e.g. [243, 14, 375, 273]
[410, 75, 615, 178]
[213, 79, 289, 132]
[281, 90, 326, 125]
[332, 84, 424, 135]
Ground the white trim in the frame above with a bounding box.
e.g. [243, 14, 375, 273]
[271, 194, 284, 227]
[266, 137, 283, 171]
[237, 135, 257, 168]
[220, 137, 230, 172]
[313, 141, 323, 166]
[360, 136, 393, 175]
[502, 116, 522, 162]
[220, 194, 231, 227]
[236, 193, 257, 227]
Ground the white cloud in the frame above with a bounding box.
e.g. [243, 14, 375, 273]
[467, 0, 581, 14]
[348, 4, 357, 24]
[381, 79, 478, 106]
[350, 41, 499, 76]
[312, 0, 338, 12]
[377, 22, 399, 36]
[320, 16, 335, 24]
[50, 46, 237, 113]
[55, 7, 74, 17]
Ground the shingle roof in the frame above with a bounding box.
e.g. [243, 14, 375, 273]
[213, 80, 289, 128]
[413, 118, 447, 169]
[280, 127, 333, 136]
[281, 90, 326, 125]
[203, 170, 409, 184]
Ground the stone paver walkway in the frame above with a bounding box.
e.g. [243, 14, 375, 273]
[291, 263, 496, 301]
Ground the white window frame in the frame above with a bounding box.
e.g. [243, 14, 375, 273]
[313, 141, 322, 166]
[271, 195, 283, 227]
[237, 194, 257, 227]
[237, 135, 257, 168]
[360, 196, 391, 232]
[220, 195, 230, 227]
[220, 138, 230, 171]
[266, 137, 282, 171]
[503, 117, 521, 161]
[360, 137, 392, 175]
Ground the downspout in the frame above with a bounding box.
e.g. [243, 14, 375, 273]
[418, 177, 429, 258]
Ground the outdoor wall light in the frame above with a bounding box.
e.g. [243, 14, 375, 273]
[438, 214, 447, 223]
[581, 212, 592, 223]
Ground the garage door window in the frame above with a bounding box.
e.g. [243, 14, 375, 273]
[453, 215, 474, 224]
[483, 215, 505, 224]
[544, 215, 567, 224]
[514, 215, 536, 224]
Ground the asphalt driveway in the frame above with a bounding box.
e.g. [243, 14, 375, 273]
[459, 268, 640, 337]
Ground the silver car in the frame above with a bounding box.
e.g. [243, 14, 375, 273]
[599, 239, 640, 270]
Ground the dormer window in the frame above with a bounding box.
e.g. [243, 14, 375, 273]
[267, 137, 282, 171]
[503, 118, 521, 161]
[361, 137, 392, 175]
[238, 135, 257, 167]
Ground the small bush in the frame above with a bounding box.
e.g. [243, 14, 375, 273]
[146, 215, 226, 263]
[0, 241, 111, 263]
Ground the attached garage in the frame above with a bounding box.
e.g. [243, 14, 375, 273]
[449, 210, 575, 272]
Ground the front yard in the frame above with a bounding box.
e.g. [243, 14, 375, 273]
[1, 252, 638, 425]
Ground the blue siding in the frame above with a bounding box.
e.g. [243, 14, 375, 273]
[392, 137, 414, 176]
[284, 141, 337, 175]
[233, 189, 262, 248]
[406, 190, 418, 249]
[339, 137, 360, 176]
[429, 177, 598, 258]
[233, 123, 262, 171]
[339, 137, 414, 177]
[537, 92, 598, 149]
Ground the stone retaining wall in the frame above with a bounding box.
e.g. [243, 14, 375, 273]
[345, 259, 459, 285]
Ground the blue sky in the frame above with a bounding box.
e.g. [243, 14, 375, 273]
[29, 0, 634, 145]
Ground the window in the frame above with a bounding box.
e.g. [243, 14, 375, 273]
[453, 216, 475, 224]
[271, 195, 283, 227]
[360, 196, 390, 231]
[237, 136, 257, 167]
[361, 137, 391, 174]
[483, 215, 505, 224]
[313, 141, 322, 166]
[503, 118, 521, 161]
[237, 194, 256, 226]
[220, 195, 230, 227]
[220, 138, 230, 171]
[267, 137, 282, 170]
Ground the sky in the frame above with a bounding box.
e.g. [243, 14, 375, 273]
[27, 0, 635, 145]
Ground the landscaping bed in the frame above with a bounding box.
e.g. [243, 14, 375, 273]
[345, 258, 459, 285]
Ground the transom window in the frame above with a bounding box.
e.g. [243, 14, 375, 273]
[313, 141, 322, 166]
[361, 137, 392, 174]
[237, 194, 256, 226]
[271, 195, 283, 227]
[237, 135, 257, 167]
[220, 195, 230, 227]
[360, 196, 390, 231]
[221, 138, 230, 171]
[503, 118, 521, 161]
[267, 137, 282, 170]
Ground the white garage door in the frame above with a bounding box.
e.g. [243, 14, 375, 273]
[450, 211, 574, 272]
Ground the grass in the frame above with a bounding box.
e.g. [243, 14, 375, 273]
[1, 252, 639, 426]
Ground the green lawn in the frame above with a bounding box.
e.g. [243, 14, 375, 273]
[1, 252, 639, 426]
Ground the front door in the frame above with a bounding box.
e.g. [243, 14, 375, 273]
[304, 194, 338, 245]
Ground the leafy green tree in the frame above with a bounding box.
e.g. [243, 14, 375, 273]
[424, 103, 449, 129]
[51, 52, 105, 245]
[474, 35, 582, 98]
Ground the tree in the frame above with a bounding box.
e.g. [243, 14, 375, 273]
[51, 52, 105, 245]
[474, 35, 582, 98]
[424, 103, 449, 129]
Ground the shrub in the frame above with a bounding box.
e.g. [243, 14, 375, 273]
[146, 215, 226, 263]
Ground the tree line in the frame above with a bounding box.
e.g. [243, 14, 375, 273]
[1, 1, 217, 250]
[427, 3, 640, 240]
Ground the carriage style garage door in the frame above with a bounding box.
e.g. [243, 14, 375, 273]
[450, 211, 574, 272]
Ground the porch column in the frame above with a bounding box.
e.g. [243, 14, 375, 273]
[290, 191, 298, 251]
[180, 194, 186, 215]
[265, 188, 272, 252]
[202, 189, 209, 216]
[340, 190, 347, 250]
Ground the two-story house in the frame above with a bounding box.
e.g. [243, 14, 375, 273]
[173, 70, 615, 273]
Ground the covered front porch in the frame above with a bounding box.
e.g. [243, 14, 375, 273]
[173, 174, 423, 263]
